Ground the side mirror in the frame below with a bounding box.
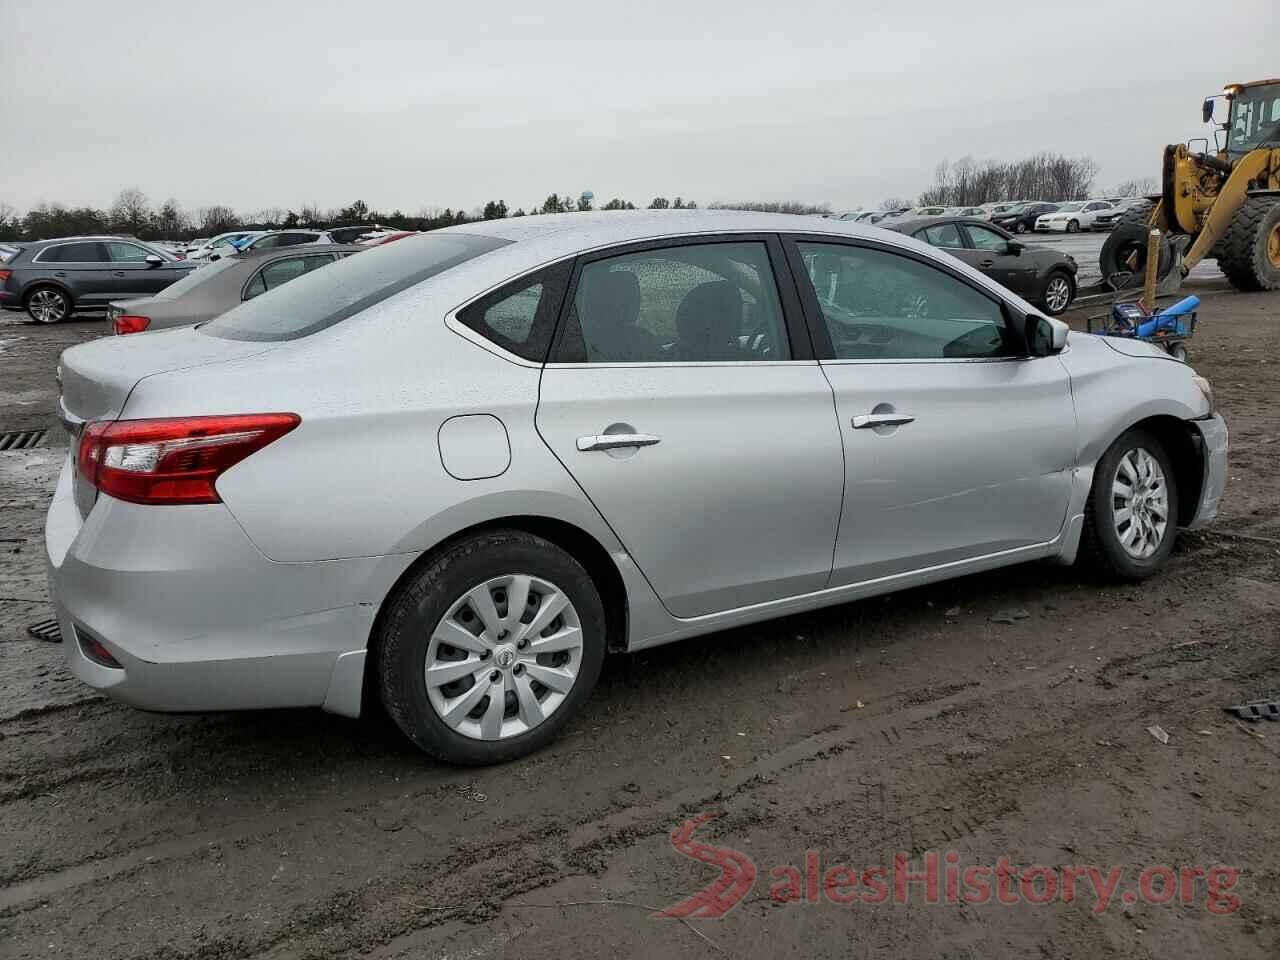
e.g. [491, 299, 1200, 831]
[1024, 314, 1067, 356]
[144, 254, 163, 267]
[1007, 241, 1025, 256]
[1202, 98, 1215, 124]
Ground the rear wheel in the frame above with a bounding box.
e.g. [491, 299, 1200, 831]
[1217, 197, 1280, 292]
[1079, 428, 1179, 580]
[376, 529, 606, 765]
[25, 286, 70, 324]
[1014, 221, 1028, 234]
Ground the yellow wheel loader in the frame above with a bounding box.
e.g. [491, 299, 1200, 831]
[1100, 79, 1280, 292]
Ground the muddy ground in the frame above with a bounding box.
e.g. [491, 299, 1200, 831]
[1, 275, 1278, 959]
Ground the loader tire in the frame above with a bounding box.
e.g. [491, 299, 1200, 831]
[1217, 197, 1280, 292]
[1100, 223, 1172, 290]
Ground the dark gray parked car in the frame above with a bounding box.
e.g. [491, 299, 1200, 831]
[106, 243, 364, 334]
[0, 236, 195, 323]
[886, 217, 1079, 315]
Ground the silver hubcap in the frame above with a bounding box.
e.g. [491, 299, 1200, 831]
[1045, 277, 1070, 312]
[1112, 448, 1169, 560]
[425, 574, 583, 741]
[29, 290, 66, 323]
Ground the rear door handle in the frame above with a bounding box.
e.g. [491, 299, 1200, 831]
[979, 259, 995, 268]
[577, 433, 661, 452]
[852, 413, 915, 429]
[112, 271, 127, 277]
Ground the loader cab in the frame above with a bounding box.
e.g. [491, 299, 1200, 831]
[1223, 81, 1280, 158]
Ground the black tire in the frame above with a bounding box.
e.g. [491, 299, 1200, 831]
[375, 529, 606, 765]
[1079, 428, 1179, 581]
[1038, 270, 1074, 316]
[1014, 221, 1028, 234]
[24, 285, 71, 324]
[1099, 223, 1173, 289]
[1066, 219, 1080, 234]
[1217, 197, 1280, 292]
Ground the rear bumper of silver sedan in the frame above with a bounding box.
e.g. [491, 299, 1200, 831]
[44, 456, 411, 718]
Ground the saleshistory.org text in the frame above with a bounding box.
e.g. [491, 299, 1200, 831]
[659, 814, 1242, 919]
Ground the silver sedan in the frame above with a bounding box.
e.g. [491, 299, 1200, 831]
[47, 211, 1228, 765]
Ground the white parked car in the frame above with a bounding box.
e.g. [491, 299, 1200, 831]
[1035, 200, 1116, 233]
[187, 232, 262, 261]
[947, 206, 989, 220]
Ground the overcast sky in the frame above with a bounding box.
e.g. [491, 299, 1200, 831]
[2, 0, 1277, 216]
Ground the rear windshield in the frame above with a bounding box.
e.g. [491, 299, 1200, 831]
[152, 256, 240, 300]
[201, 232, 508, 342]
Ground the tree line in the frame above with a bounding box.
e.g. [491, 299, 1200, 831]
[0, 191, 718, 242]
[0, 152, 1134, 242]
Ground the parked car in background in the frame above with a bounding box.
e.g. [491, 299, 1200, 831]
[983, 201, 1026, 216]
[0, 236, 196, 323]
[184, 237, 210, 253]
[947, 206, 989, 219]
[229, 230, 337, 256]
[1092, 198, 1152, 229]
[47, 211, 1226, 764]
[1035, 200, 1115, 233]
[327, 224, 387, 244]
[991, 202, 1060, 234]
[887, 216, 1078, 315]
[912, 205, 949, 217]
[105, 244, 364, 335]
[188, 232, 261, 261]
[357, 231, 419, 246]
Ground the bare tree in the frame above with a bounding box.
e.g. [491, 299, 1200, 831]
[198, 205, 240, 234]
[1107, 177, 1158, 197]
[110, 188, 150, 236]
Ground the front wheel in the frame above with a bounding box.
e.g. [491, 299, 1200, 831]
[1039, 271, 1074, 316]
[1079, 428, 1179, 580]
[1066, 219, 1080, 234]
[375, 530, 606, 765]
[25, 286, 71, 324]
[1014, 222, 1028, 235]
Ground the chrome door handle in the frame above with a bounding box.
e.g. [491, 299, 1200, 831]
[576, 433, 661, 452]
[852, 413, 915, 429]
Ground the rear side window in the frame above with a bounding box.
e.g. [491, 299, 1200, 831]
[203, 232, 508, 341]
[455, 262, 571, 362]
[39, 242, 106, 263]
[243, 254, 334, 300]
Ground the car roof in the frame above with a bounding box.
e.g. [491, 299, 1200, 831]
[22, 235, 160, 247]
[227, 243, 365, 261]
[429, 209, 917, 260]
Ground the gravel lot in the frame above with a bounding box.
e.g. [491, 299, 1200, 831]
[1, 270, 1277, 959]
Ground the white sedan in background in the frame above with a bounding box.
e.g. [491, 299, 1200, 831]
[1035, 200, 1115, 233]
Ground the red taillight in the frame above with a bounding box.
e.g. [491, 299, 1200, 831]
[0, 269, 12, 283]
[77, 414, 300, 505]
[114, 315, 151, 335]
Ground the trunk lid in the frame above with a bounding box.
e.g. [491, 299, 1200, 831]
[58, 328, 279, 516]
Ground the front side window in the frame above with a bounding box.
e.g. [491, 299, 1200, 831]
[203, 232, 507, 341]
[1228, 84, 1280, 154]
[106, 241, 153, 262]
[796, 242, 1015, 361]
[919, 223, 964, 249]
[966, 225, 1010, 251]
[555, 241, 789, 363]
[39, 242, 106, 263]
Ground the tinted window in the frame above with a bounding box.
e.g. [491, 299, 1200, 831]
[796, 242, 1014, 360]
[456, 263, 571, 362]
[39, 242, 106, 263]
[106, 241, 153, 262]
[966, 225, 1010, 251]
[203, 233, 507, 342]
[555, 241, 789, 363]
[919, 223, 964, 249]
[244, 254, 334, 301]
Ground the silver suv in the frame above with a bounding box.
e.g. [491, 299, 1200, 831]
[48, 212, 1227, 764]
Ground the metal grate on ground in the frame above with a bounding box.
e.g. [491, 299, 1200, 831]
[0, 428, 46, 451]
[27, 618, 63, 642]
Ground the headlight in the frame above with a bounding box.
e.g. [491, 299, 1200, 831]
[1192, 375, 1214, 414]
